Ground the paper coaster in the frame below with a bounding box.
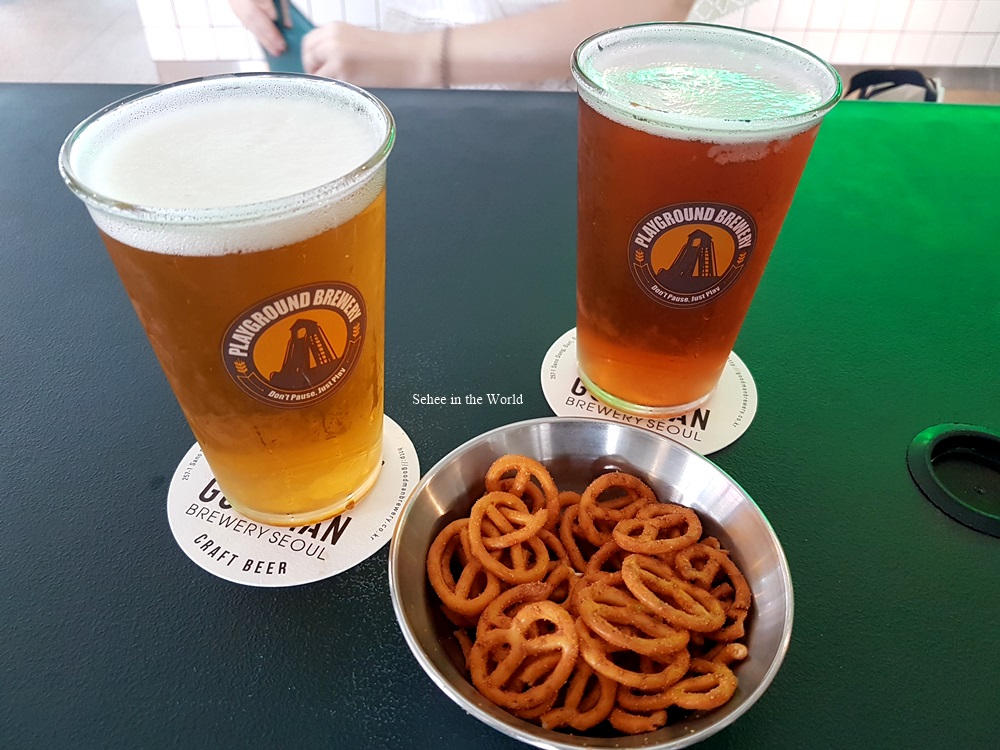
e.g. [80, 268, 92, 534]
[167, 415, 419, 587]
[541, 329, 757, 455]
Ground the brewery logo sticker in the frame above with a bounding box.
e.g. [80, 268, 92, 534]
[167, 416, 419, 587]
[629, 202, 757, 308]
[222, 281, 366, 408]
[540, 329, 757, 455]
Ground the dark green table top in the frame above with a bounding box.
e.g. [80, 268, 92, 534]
[1, 84, 998, 748]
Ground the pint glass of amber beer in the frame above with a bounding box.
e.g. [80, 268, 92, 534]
[59, 74, 394, 525]
[573, 25, 841, 416]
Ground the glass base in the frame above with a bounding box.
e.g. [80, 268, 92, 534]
[578, 368, 715, 419]
[225, 460, 383, 527]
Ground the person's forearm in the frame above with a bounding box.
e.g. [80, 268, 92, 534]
[446, 0, 695, 87]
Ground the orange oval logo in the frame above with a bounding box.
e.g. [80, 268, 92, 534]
[629, 203, 756, 308]
[221, 282, 366, 408]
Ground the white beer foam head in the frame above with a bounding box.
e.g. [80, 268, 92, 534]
[60, 74, 394, 255]
[573, 23, 841, 144]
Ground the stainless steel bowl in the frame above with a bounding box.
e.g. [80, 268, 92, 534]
[388, 417, 792, 749]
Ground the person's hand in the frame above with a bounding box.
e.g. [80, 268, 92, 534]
[227, 0, 286, 57]
[302, 24, 441, 88]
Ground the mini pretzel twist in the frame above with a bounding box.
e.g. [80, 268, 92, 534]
[663, 658, 739, 711]
[612, 502, 702, 556]
[426, 519, 501, 616]
[577, 578, 690, 659]
[468, 601, 579, 711]
[485, 455, 560, 532]
[578, 472, 656, 546]
[621, 554, 727, 633]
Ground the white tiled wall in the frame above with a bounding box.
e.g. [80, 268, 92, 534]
[139, 1, 385, 62]
[141, 0, 1000, 68]
[714, 0, 1000, 67]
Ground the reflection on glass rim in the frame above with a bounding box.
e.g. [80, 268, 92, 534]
[572, 23, 842, 140]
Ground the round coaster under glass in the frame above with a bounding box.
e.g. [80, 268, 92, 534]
[540, 328, 757, 455]
[167, 415, 419, 587]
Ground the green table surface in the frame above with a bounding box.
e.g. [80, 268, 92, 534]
[1, 84, 998, 748]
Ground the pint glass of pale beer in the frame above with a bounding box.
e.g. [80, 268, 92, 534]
[572, 25, 841, 416]
[59, 74, 394, 525]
